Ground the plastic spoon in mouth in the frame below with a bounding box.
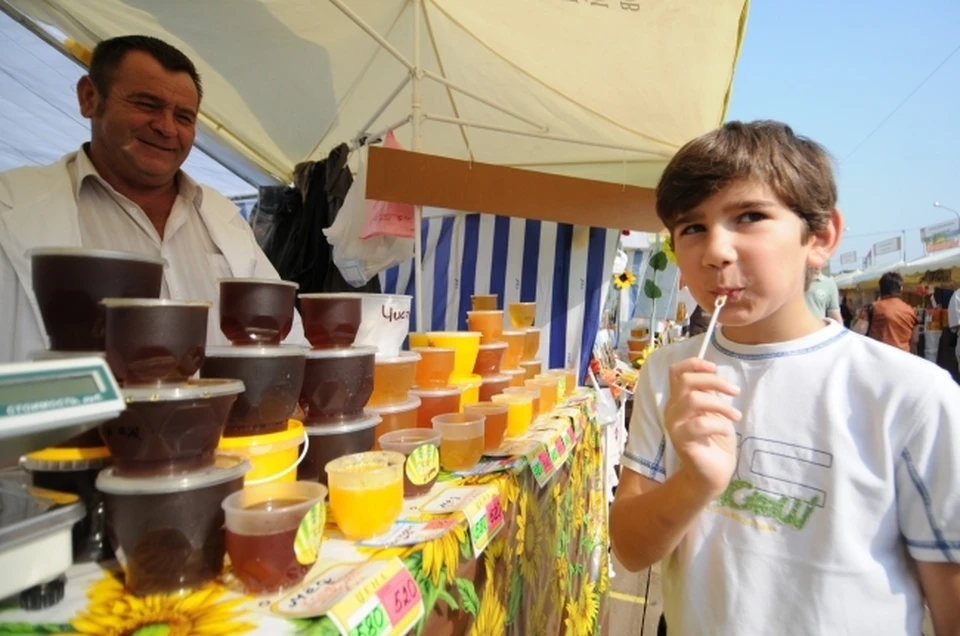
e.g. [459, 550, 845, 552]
[696, 295, 728, 359]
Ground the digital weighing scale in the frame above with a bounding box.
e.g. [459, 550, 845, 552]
[0, 356, 125, 461]
[0, 356, 125, 606]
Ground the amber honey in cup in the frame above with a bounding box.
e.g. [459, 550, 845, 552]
[378, 429, 441, 497]
[499, 331, 525, 370]
[491, 393, 534, 438]
[410, 386, 463, 429]
[502, 368, 527, 388]
[432, 413, 485, 472]
[466, 310, 504, 344]
[470, 294, 499, 311]
[222, 481, 327, 595]
[325, 451, 404, 540]
[369, 351, 420, 407]
[463, 402, 509, 451]
[412, 347, 455, 389]
[526, 378, 558, 414]
[521, 328, 541, 362]
[367, 396, 421, 448]
[519, 359, 542, 381]
[478, 374, 510, 402]
[507, 302, 536, 328]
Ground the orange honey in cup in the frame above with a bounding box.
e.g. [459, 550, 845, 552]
[471, 294, 499, 311]
[526, 378, 558, 414]
[499, 331, 525, 370]
[432, 413, 485, 471]
[412, 347, 455, 389]
[463, 402, 509, 451]
[521, 328, 541, 362]
[369, 351, 420, 407]
[325, 451, 404, 540]
[466, 310, 504, 344]
[519, 359, 542, 381]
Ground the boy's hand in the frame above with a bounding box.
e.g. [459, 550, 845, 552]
[665, 358, 741, 498]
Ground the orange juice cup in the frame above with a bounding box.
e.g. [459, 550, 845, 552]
[471, 294, 499, 311]
[503, 387, 540, 418]
[463, 402, 509, 451]
[325, 451, 404, 540]
[519, 359, 542, 381]
[479, 374, 510, 402]
[367, 396, 421, 448]
[491, 393, 534, 438]
[432, 413, 485, 471]
[412, 347, 455, 389]
[410, 386, 463, 429]
[499, 330, 525, 370]
[407, 333, 430, 349]
[502, 368, 527, 388]
[466, 310, 504, 344]
[368, 351, 420, 407]
[521, 328, 541, 362]
[507, 302, 536, 328]
[426, 331, 481, 380]
[526, 378, 558, 413]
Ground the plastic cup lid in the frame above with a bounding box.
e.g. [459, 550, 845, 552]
[364, 396, 421, 415]
[378, 428, 440, 452]
[28, 247, 167, 266]
[481, 374, 510, 384]
[410, 385, 464, 398]
[478, 342, 508, 350]
[21, 445, 111, 472]
[305, 345, 378, 359]
[96, 453, 250, 495]
[374, 351, 422, 364]
[304, 414, 382, 436]
[467, 310, 503, 316]
[122, 379, 245, 402]
[205, 345, 308, 358]
[100, 298, 212, 308]
[219, 278, 299, 288]
[411, 346, 455, 354]
[299, 292, 364, 299]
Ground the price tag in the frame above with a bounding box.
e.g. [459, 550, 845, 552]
[461, 485, 504, 557]
[561, 426, 574, 451]
[358, 519, 458, 548]
[527, 446, 555, 487]
[326, 558, 424, 636]
[546, 439, 561, 465]
[554, 435, 566, 457]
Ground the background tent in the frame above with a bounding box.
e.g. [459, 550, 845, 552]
[3, 0, 748, 189]
[0, 10, 255, 197]
[380, 211, 619, 381]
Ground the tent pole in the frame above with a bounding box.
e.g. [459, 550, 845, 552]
[423, 113, 673, 157]
[412, 0, 424, 332]
[353, 74, 412, 145]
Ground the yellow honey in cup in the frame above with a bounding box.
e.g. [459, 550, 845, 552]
[491, 393, 534, 438]
[325, 451, 404, 540]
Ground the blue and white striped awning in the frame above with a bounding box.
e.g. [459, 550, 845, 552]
[380, 211, 619, 382]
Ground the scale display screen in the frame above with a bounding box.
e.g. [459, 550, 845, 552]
[0, 374, 99, 411]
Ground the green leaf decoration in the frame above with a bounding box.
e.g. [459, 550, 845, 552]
[131, 625, 171, 636]
[459, 534, 472, 561]
[506, 568, 523, 627]
[436, 588, 459, 612]
[643, 279, 662, 299]
[0, 625, 74, 635]
[454, 577, 480, 617]
[649, 250, 668, 272]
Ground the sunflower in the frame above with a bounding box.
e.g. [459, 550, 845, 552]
[495, 474, 520, 516]
[662, 233, 677, 263]
[468, 576, 506, 636]
[70, 573, 255, 636]
[613, 269, 636, 290]
[563, 581, 599, 636]
[421, 522, 467, 587]
[517, 493, 539, 585]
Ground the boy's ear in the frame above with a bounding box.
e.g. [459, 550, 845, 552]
[806, 208, 843, 270]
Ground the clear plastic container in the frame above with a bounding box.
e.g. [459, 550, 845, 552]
[499, 331, 526, 370]
[521, 327, 541, 362]
[298, 415, 381, 485]
[502, 368, 527, 388]
[369, 351, 420, 407]
[478, 374, 510, 402]
[491, 393, 534, 438]
[410, 386, 463, 429]
[508, 302, 536, 328]
[462, 402, 509, 451]
[325, 451, 404, 539]
[466, 310, 504, 344]
[222, 481, 328, 595]
[96, 454, 250, 596]
[367, 396, 421, 448]
[300, 346, 377, 424]
[378, 429, 441, 497]
[503, 387, 541, 417]
[472, 341, 508, 376]
[432, 413, 485, 472]
[411, 347, 455, 389]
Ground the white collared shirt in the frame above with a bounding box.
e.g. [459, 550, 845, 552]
[68, 147, 232, 345]
[949, 289, 960, 329]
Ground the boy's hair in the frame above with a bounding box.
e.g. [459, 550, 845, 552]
[89, 35, 203, 103]
[879, 272, 903, 297]
[656, 120, 837, 239]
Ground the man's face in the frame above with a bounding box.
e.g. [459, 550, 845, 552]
[672, 180, 827, 336]
[79, 51, 198, 188]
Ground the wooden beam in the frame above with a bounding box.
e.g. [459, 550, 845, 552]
[366, 146, 662, 231]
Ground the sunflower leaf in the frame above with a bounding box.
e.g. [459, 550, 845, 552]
[649, 250, 668, 271]
[459, 535, 472, 561]
[436, 588, 459, 612]
[454, 578, 480, 617]
[643, 279, 662, 299]
[506, 568, 523, 627]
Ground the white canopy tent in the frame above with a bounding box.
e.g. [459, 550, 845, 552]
[4, 0, 748, 328]
[0, 10, 256, 197]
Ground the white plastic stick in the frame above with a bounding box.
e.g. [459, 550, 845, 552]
[696, 295, 728, 359]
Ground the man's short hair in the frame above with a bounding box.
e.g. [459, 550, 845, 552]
[89, 35, 203, 103]
[656, 120, 836, 240]
[879, 272, 903, 297]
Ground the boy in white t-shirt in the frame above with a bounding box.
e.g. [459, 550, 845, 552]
[610, 121, 960, 635]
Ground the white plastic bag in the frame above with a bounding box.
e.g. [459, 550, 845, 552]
[323, 147, 415, 287]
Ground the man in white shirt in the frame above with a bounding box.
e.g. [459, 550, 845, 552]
[949, 288, 960, 367]
[0, 35, 303, 362]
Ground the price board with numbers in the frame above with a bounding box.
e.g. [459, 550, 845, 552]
[326, 558, 423, 636]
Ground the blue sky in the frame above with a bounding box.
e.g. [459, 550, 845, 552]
[725, 0, 960, 272]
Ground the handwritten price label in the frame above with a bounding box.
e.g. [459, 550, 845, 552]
[554, 436, 566, 457]
[327, 558, 423, 636]
[461, 486, 503, 557]
[547, 440, 561, 465]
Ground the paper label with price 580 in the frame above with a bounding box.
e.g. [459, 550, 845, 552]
[326, 557, 423, 636]
[461, 484, 504, 557]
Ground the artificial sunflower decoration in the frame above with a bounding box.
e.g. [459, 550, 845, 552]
[70, 573, 255, 636]
[613, 269, 636, 290]
[662, 232, 677, 263]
